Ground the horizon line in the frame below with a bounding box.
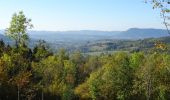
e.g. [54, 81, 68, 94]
[0, 27, 166, 32]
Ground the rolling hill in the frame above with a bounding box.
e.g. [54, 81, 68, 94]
[28, 28, 169, 43]
[0, 28, 169, 52]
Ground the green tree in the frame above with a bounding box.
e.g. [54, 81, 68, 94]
[33, 40, 52, 62]
[75, 52, 133, 100]
[133, 53, 170, 100]
[5, 11, 33, 47]
[12, 71, 32, 100]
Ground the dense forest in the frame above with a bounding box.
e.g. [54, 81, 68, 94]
[0, 38, 170, 100]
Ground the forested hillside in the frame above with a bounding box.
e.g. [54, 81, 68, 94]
[80, 36, 170, 54]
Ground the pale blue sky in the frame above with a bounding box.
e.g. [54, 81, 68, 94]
[0, 0, 165, 31]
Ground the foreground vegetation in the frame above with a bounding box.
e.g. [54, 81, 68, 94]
[0, 39, 170, 100]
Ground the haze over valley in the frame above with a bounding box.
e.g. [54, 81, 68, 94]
[0, 28, 169, 53]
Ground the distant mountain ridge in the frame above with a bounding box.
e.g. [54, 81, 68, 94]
[0, 28, 169, 45]
[118, 28, 169, 39]
[27, 28, 169, 42]
[0, 32, 9, 41]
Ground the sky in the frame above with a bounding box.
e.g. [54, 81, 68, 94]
[0, 0, 166, 31]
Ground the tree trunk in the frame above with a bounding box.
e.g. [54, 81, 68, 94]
[146, 72, 152, 100]
[17, 85, 20, 100]
[16, 40, 18, 48]
[41, 91, 44, 100]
